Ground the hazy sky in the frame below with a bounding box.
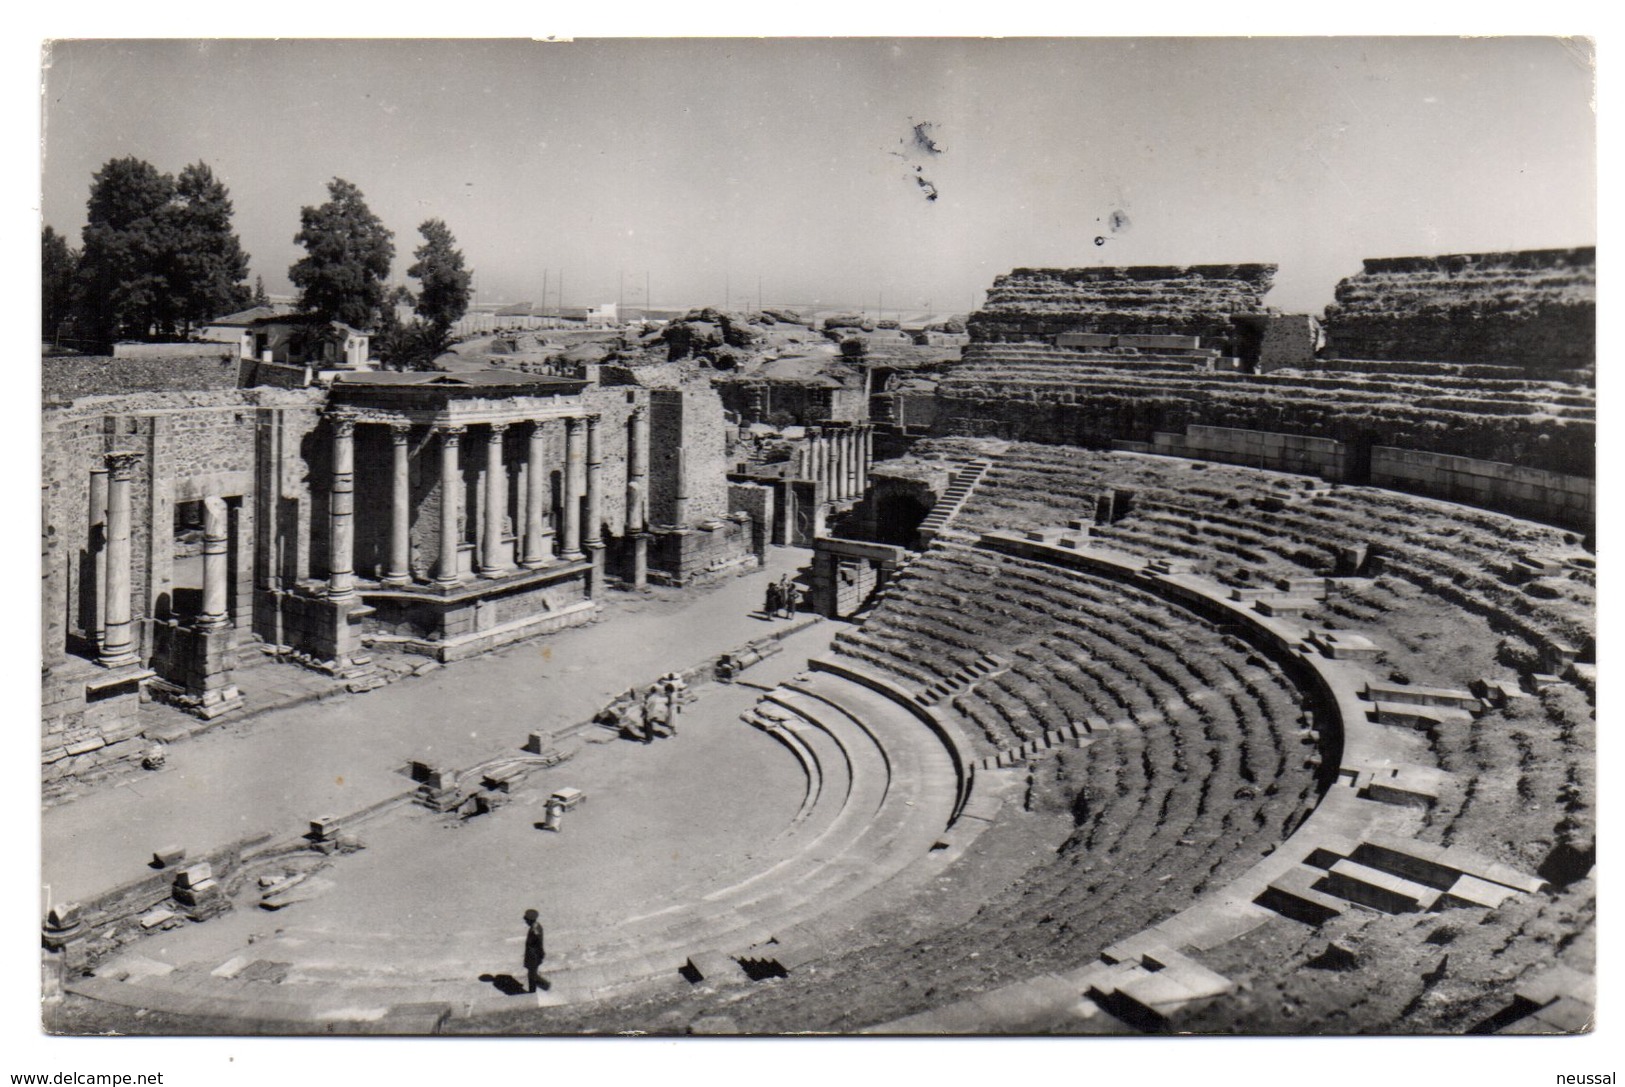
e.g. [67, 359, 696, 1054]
[41, 37, 1595, 315]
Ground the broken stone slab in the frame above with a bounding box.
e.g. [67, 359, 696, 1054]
[173, 863, 214, 890]
[151, 846, 185, 869]
[138, 908, 177, 930]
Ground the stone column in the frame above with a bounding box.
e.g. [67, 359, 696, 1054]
[585, 415, 604, 550]
[829, 430, 842, 499]
[837, 430, 851, 499]
[98, 451, 142, 668]
[88, 467, 108, 642]
[523, 420, 552, 567]
[825, 432, 840, 498]
[852, 428, 863, 496]
[382, 424, 412, 586]
[672, 446, 689, 527]
[863, 424, 874, 483]
[198, 496, 230, 629]
[627, 406, 649, 589]
[560, 417, 584, 560]
[327, 416, 357, 602]
[482, 423, 511, 576]
[806, 428, 823, 496]
[435, 425, 466, 586]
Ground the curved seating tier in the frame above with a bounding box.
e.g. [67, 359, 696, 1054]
[951, 443, 1593, 675]
[944, 344, 1596, 423]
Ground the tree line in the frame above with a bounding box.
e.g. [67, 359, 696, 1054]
[43, 158, 473, 370]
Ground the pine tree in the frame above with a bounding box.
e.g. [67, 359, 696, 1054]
[289, 178, 395, 330]
[75, 157, 176, 342]
[251, 275, 270, 308]
[71, 156, 252, 342]
[407, 218, 472, 336]
[168, 162, 252, 334]
[42, 225, 78, 341]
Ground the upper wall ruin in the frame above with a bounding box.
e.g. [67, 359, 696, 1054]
[966, 264, 1277, 345]
[1321, 247, 1596, 370]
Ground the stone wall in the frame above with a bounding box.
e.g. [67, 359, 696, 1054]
[647, 515, 758, 585]
[1149, 425, 1348, 479]
[727, 481, 775, 559]
[1322, 248, 1595, 369]
[1370, 447, 1593, 530]
[967, 264, 1276, 345]
[43, 354, 246, 405]
[648, 380, 729, 526]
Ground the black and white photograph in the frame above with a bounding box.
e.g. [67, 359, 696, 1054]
[26, 28, 1599, 1062]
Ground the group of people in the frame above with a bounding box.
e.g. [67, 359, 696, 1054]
[613, 671, 688, 744]
[764, 575, 802, 619]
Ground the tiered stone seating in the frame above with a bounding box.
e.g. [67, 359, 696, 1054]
[936, 352, 1593, 475]
[819, 539, 1323, 1013]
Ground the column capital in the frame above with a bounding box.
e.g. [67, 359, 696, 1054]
[488, 421, 510, 438]
[330, 414, 357, 439]
[437, 423, 467, 442]
[530, 418, 550, 437]
[585, 413, 602, 430]
[104, 450, 143, 480]
[389, 422, 412, 443]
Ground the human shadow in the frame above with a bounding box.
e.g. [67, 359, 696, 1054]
[479, 973, 528, 996]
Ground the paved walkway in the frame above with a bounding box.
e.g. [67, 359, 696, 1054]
[43, 549, 816, 907]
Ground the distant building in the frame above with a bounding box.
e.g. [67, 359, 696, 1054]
[202, 307, 371, 367]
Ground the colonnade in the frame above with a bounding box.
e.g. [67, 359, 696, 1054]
[327, 406, 648, 596]
[799, 424, 874, 502]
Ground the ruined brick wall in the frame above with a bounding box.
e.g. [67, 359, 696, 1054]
[967, 264, 1276, 346]
[583, 384, 641, 540]
[727, 481, 775, 559]
[1322, 248, 1595, 369]
[43, 353, 244, 405]
[648, 380, 729, 526]
[1257, 315, 1323, 372]
[43, 389, 321, 657]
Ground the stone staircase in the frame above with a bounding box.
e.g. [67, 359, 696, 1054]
[916, 459, 993, 548]
[917, 651, 1008, 707]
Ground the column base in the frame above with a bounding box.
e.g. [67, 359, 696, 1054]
[521, 556, 555, 570]
[479, 567, 515, 580]
[434, 574, 466, 589]
[379, 574, 412, 588]
[96, 650, 140, 670]
[560, 550, 586, 562]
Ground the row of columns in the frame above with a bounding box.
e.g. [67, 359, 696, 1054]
[328, 409, 644, 597]
[799, 424, 874, 502]
[88, 452, 233, 669]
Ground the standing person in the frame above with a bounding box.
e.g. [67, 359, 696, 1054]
[765, 579, 782, 619]
[522, 908, 546, 993]
[778, 575, 794, 618]
[643, 685, 667, 740]
[785, 580, 802, 617]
